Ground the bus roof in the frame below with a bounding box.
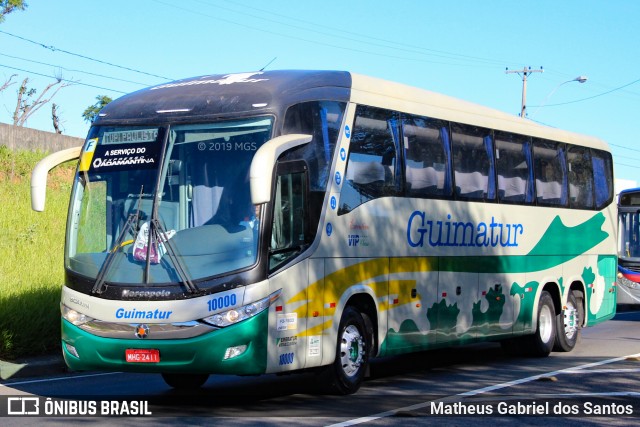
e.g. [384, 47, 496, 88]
[619, 187, 640, 196]
[93, 69, 608, 152]
[94, 70, 352, 126]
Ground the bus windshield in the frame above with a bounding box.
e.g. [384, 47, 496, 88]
[618, 191, 640, 261]
[66, 118, 273, 285]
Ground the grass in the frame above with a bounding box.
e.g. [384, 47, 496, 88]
[0, 146, 76, 360]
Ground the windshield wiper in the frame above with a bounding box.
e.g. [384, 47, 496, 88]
[92, 186, 144, 294]
[149, 218, 199, 294]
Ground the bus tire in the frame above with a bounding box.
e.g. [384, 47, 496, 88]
[161, 373, 209, 389]
[522, 291, 556, 357]
[320, 306, 371, 395]
[553, 291, 582, 352]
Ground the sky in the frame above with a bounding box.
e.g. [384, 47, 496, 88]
[1, 0, 639, 184]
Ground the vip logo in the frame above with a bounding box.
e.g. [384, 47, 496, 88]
[348, 235, 360, 246]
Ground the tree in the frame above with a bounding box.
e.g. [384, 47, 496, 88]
[12, 76, 72, 127]
[1, 73, 16, 92]
[1, 75, 16, 124]
[0, 0, 27, 23]
[51, 103, 62, 134]
[82, 95, 112, 123]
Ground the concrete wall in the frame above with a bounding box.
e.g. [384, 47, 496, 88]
[0, 123, 85, 152]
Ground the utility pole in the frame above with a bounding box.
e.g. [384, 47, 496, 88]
[506, 66, 543, 118]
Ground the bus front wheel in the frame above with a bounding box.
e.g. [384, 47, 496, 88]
[161, 373, 209, 389]
[320, 306, 371, 395]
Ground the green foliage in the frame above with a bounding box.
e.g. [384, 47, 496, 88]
[0, 144, 42, 179]
[0, 0, 27, 23]
[0, 146, 74, 360]
[82, 95, 112, 123]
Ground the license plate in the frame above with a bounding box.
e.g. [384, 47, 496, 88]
[125, 349, 160, 363]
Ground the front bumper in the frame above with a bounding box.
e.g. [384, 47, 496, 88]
[61, 309, 268, 375]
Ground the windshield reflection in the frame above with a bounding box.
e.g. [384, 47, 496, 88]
[66, 118, 273, 285]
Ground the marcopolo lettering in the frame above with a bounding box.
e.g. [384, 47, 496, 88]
[407, 211, 524, 248]
[115, 307, 173, 320]
[122, 289, 171, 298]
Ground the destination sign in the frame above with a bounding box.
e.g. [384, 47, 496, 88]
[89, 142, 161, 172]
[102, 129, 159, 145]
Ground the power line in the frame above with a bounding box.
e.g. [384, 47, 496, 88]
[0, 63, 128, 94]
[609, 142, 640, 154]
[615, 161, 640, 170]
[225, 0, 503, 63]
[150, 0, 505, 68]
[613, 154, 640, 163]
[542, 67, 640, 99]
[537, 77, 640, 107]
[0, 52, 150, 87]
[187, 0, 512, 67]
[0, 30, 174, 81]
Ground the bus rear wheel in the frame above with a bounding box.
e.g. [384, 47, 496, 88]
[320, 306, 371, 395]
[553, 291, 582, 352]
[161, 373, 209, 389]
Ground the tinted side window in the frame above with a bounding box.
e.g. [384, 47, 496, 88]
[592, 149, 614, 209]
[402, 115, 451, 198]
[339, 106, 399, 214]
[451, 123, 495, 200]
[534, 140, 567, 206]
[282, 101, 346, 238]
[495, 132, 534, 204]
[270, 164, 308, 271]
[567, 146, 594, 209]
[282, 101, 346, 191]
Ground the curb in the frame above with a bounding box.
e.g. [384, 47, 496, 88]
[0, 354, 67, 382]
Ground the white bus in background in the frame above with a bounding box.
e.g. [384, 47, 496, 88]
[32, 70, 617, 394]
[616, 187, 640, 305]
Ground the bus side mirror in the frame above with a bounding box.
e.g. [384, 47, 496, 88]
[31, 146, 82, 211]
[250, 134, 312, 205]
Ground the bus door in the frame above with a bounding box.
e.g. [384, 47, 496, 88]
[267, 160, 313, 373]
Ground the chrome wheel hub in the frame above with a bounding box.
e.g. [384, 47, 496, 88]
[539, 304, 553, 344]
[339, 325, 365, 377]
[563, 304, 578, 339]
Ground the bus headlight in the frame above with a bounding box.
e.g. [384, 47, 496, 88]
[203, 289, 281, 328]
[61, 303, 94, 326]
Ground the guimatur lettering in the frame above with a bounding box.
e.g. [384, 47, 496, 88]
[115, 308, 173, 320]
[407, 211, 524, 248]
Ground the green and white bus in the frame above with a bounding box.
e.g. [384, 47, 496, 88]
[32, 70, 617, 394]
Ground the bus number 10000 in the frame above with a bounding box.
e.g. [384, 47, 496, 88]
[207, 294, 238, 312]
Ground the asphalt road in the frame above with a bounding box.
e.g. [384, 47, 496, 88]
[1, 310, 639, 426]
